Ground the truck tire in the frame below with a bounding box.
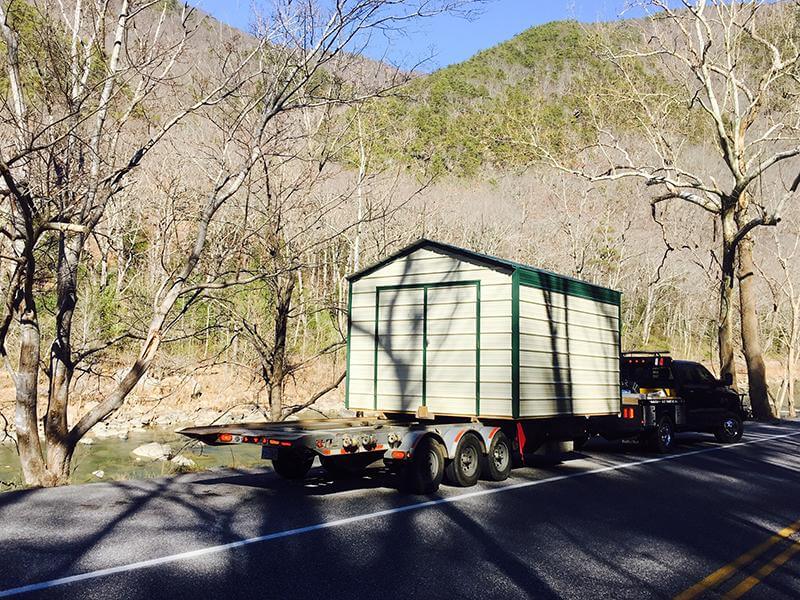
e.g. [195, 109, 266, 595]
[648, 416, 675, 453]
[481, 431, 512, 482]
[272, 449, 314, 480]
[399, 436, 445, 494]
[445, 433, 483, 487]
[714, 412, 743, 444]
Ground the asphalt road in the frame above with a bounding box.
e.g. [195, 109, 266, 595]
[1, 421, 799, 599]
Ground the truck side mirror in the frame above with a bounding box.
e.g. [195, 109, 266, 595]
[720, 372, 733, 387]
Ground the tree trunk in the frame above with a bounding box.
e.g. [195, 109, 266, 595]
[16, 306, 47, 486]
[268, 277, 295, 421]
[718, 209, 737, 386]
[16, 252, 49, 485]
[44, 234, 84, 482]
[737, 234, 773, 420]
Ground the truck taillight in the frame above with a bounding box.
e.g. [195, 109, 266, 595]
[622, 407, 636, 419]
[218, 433, 233, 443]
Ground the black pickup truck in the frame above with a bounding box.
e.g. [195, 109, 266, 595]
[587, 351, 749, 452]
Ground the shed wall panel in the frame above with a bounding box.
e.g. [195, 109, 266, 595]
[518, 285, 620, 418]
[346, 248, 513, 416]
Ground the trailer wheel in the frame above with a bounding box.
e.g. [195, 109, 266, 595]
[399, 436, 445, 494]
[714, 412, 743, 444]
[648, 416, 675, 453]
[481, 431, 512, 482]
[272, 449, 314, 480]
[445, 433, 483, 487]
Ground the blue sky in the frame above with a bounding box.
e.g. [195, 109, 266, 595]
[195, 0, 646, 71]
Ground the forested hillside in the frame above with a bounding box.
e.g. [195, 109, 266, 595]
[0, 0, 798, 486]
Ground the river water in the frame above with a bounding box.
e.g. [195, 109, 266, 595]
[0, 428, 265, 489]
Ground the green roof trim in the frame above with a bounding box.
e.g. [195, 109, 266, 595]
[517, 267, 621, 306]
[348, 239, 621, 307]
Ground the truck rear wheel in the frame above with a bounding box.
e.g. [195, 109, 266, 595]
[648, 416, 674, 453]
[399, 436, 445, 494]
[445, 433, 483, 487]
[272, 449, 314, 480]
[714, 413, 743, 444]
[481, 431, 512, 482]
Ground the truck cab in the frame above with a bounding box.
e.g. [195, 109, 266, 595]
[621, 351, 747, 443]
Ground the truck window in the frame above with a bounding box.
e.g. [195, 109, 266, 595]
[673, 362, 715, 385]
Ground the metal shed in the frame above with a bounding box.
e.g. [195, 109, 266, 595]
[345, 239, 621, 420]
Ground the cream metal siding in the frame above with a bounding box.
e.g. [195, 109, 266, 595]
[425, 284, 478, 415]
[518, 285, 620, 418]
[346, 248, 513, 417]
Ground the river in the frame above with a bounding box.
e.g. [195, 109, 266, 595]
[0, 428, 266, 490]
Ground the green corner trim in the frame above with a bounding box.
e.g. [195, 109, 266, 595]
[345, 280, 353, 410]
[511, 270, 520, 419]
[517, 267, 621, 306]
[422, 286, 428, 406]
[475, 281, 481, 416]
[373, 288, 380, 410]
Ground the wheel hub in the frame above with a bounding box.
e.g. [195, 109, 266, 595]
[493, 443, 509, 470]
[723, 418, 738, 436]
[460, 446, 478, 477]
[660, 424, 672, 446]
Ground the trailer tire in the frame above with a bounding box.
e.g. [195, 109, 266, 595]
[714, 412, 743, 444]
[399, 436, 445, 494]
[445, 433, 483, 487]
[481, 431, 512, 482]
[272, 449, 314, 480]
[648, 416, 675, 453]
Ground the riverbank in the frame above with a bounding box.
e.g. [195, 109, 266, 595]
[0, 361, 347, 490]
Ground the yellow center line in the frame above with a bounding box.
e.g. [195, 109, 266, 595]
[722, 539, 800, 599]
[674, 518, 800, 600]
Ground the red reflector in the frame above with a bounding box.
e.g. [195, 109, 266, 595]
[280, 441, 291, 447]
[218, 433, 233, 443]
[391, 450, 406, 460]
[242, 436, 249, 442]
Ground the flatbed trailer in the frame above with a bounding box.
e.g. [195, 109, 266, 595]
[179, 243, 747, 494]
[178, 389, 689, 494]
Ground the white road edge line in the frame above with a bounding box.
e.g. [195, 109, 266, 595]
[1, 430, 798, 598]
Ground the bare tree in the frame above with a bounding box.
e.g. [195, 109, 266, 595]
[0, 0, 482, 486]
[518, 0, 800, 419]
[764, 220, 800, 418]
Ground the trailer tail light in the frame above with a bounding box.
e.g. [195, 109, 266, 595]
[269, 439, 280, 445]
[391, 450, 406, 460]
[218, 433, 233, 443]
[280, 441, 292, 447]
[622, 407, 636, 419]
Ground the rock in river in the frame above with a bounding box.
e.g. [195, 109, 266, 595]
[131, 442, 172, 461]
[170, 455, 196, 469]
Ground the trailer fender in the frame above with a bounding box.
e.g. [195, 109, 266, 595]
[382, 430, 446, 462]
[439, 426, 494, 459]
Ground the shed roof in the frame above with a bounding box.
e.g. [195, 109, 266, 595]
[347, 239, 621, 305]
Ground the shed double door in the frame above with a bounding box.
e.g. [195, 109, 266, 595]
[375, 282, 479, 415]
